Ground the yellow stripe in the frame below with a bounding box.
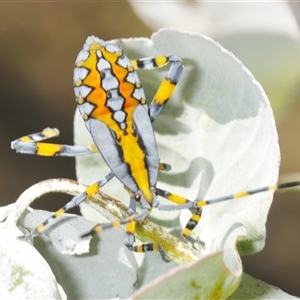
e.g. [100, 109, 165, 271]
[54, 208, 65, 217]
[166, 193, 188, 205]
[269, 185, 278, 191]
[191, 214, 201, 222]
[154, 79, 175, 105]
[182, 227, 192, 237]
[126, 221, 135, 235]
[233, 191, 250, 199]
[158, 163, 165, 170]
[86, 182, 99, 197]
[136, 245, 143, 253]
[152, 243, 159, 251]
[93, 225, 102, 234]
[88, 144, 99, 153]
[42, 128, 58, 138]
[196, 201, 207, 208]
[36, 143, 63, 156]
[36, 223, 45, 233]
[112, 221, 121, 228]
[154, 56, 168, 67]
[20, 136, 33, 142]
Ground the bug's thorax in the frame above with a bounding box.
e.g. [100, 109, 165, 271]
[74, 37, 146, 134]
[134, 188, 159, 211]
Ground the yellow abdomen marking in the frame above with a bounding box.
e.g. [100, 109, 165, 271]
[120, 135, 152, 202]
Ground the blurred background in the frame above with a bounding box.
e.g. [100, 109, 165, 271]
[1, 1, 300, 296]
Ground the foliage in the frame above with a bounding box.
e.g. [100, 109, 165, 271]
[0, 29, 297, 299]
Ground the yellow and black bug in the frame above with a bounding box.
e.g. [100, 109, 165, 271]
[11, 36, 300, 261]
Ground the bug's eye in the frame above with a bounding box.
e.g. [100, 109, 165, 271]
[134, 194, 141, 202]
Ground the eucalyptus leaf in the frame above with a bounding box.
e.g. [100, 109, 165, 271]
[230, 273, 299, 300]
[130, 2, 300, 120]
[20, 209, 138, 299]
[0, 224, 65, 299]
[132, 221, 245, 299]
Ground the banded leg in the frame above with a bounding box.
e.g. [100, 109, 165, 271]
[81, 208, 169, 262]
[195, 181, 300, 208]
[30, 172, 114, 236]
[125, 220, 169, 262]
[125, 195, 169, 261]
[11, 127, 98, 157]
[80, 181, 300, 259]
[156, 188, 201, 243]
[123, 193, 170, 261]
[131, 55, 183, 122]
[156, 181, 300, 243]
[159, 162, 171, 171]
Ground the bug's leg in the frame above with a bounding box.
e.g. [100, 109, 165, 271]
[11, 127, 98, 157]
[159, 162, 171, 171]
[127, 196, 169, 262]
[155, 188, 201, 244]
[125, 220, 170, 262]
[30, 172, 115, 236]
[195, 181, 300, 207]
[81, 208, 170, 262]
[157, 181, 300, 244]
[156, 188, 195, 211]
[131, 55, 184, 122]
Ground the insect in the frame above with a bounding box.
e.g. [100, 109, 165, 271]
[12, 36, 300, 262]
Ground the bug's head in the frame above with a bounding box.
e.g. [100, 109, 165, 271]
[134, 188, 159, 211]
